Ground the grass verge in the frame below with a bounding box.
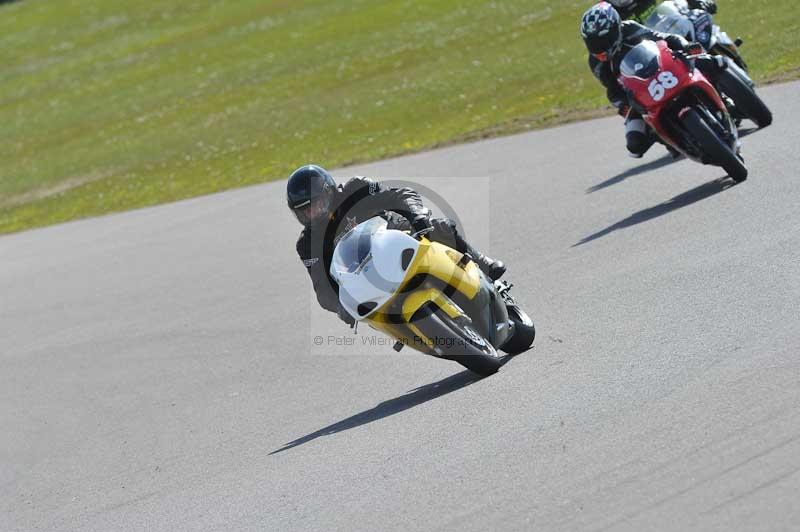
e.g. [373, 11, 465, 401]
[1, 0, 798, 234]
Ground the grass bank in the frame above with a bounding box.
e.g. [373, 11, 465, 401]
[1, 0, 798, 233]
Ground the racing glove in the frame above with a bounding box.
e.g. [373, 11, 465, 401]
[411, 212, 433, 233]
[686, 42, 706, 55]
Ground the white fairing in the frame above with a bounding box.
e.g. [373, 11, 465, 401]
[712, 25, 736, 49]
[646, 1, 695, 41]
[330, 217, 420, 320]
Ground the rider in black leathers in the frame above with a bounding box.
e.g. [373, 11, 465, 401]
[582, 2, 725, 157]
[289, 165, 505, 325]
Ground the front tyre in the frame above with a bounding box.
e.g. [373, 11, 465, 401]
[413, 307, 503, 377]
[682, 108, 748, 183]
[500, 305, 536, 355]
[716, 68, 772, 128]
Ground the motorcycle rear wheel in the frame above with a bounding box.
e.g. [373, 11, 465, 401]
[682, 108, 748, 183]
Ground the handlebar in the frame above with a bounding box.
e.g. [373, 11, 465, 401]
[410, 227, 434, 239]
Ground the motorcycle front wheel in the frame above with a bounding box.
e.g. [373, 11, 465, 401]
[413, 305, 504, 377]
[682, 108, 748, 183]
[500, 305, 536, 355]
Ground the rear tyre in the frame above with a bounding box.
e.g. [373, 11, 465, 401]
[500, 305, 536, 355]
[682, 108, 748, 183]
[413, 307, 503, 377]
[716, 68, 772, 128]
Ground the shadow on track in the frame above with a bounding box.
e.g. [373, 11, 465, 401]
[270, 370, 481, 454]
[587, 153, 680, 194]
[586, 125, 760, 195]
[574, 177, 737, 247]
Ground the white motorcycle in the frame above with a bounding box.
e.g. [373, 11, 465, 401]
[329, 217, 535, 376]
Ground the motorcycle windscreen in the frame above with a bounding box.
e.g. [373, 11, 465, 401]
[330, 217, 387, 276]
[330, 217, 420, 320]
[620, 41, 662, 79]
[645, 3, 695, 40]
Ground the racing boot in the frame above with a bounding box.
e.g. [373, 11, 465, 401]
[434, 218, 507, 281]
[465, 244, 506, 281]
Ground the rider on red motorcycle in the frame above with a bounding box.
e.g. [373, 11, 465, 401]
[581, 2, 725, 158]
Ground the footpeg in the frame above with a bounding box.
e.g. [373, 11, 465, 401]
[495, 280, 517, 305]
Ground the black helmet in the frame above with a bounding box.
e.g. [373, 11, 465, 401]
[287, 164, 336, 226]
[607, 0, 656, 17]
[580, 2, 623, 60]
[607, 0, 637, 12]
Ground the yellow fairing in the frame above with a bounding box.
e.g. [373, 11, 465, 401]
[364, 238, 482, 351]
[414, 239, 480, 295]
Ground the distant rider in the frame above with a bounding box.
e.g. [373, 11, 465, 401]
[607, 0, 717, 21]
[580, 2, 725, 158]
[288, 165, 506, 325]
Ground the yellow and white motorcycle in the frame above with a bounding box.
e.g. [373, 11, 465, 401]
[330, 217, 535, 376]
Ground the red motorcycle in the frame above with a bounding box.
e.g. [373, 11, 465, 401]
[618, 40, 747, 182]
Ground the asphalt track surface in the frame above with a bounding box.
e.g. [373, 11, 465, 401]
[2, 81, 799, 532]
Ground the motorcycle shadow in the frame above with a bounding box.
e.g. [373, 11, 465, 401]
[587, 153, 681, 194]
[587, 127, 760, 195]
[574, 176, 738, 247]
[269, 369, 481, 454]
